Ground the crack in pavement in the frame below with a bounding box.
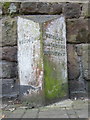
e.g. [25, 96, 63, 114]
[72, 104, 79, 118]
[18, 109, 27, 119]
[36, 108, 40, 118]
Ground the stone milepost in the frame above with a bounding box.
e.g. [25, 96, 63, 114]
[17, 15, 68, 105]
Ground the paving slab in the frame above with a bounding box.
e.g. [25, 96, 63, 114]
[65, 108, 79, 118]
[6, 108, 26, 118]
[39, 108, 68, 118]
[2, 110, 12, 118]
[0, 109, 2, 119]
[76, 109, 88, 118]
[72, 100, 88, 110]
[22, 109, 38, 118]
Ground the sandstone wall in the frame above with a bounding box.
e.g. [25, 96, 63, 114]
[0, 2, 90, 99]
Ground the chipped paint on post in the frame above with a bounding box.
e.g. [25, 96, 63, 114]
[17, 17, 44, 101]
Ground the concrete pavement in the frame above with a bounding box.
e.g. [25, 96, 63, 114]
[0, 99, 89, 119]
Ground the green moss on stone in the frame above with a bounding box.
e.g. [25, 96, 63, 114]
[3, 2, 11, 9]
[44, 56, 68, 101]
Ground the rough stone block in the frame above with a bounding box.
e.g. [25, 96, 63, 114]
[20, 3, 38, 14]
[0, 61, 17, 78]
[67, 18, 90, 43]
[1, 17, 17, 46]
[1, 78, 19, 98]
[76, 44, 90, 81]
[36, 3, 51, 14]
[48, 3, 62, 14]
[81, 3, 90, 18]
[20, 3, 62, 14]
[0, 46, 17, 62]
[68, 44, 89, 98]
[37, 3, 62, 14]
[69, 80, 88, 98]
[63, 3, 81, 18]
[67, 44, 80, 80]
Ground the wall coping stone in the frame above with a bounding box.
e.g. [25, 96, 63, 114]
[0, 0, 89, 3]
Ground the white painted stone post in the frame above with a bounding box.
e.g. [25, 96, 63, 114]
[17, 15, 68, 105]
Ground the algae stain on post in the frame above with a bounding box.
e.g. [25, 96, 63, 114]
[43, 16, 68, 102]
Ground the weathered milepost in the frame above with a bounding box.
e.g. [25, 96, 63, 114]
[43, 17, 68, 104]
[18, 15, 68, 105]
